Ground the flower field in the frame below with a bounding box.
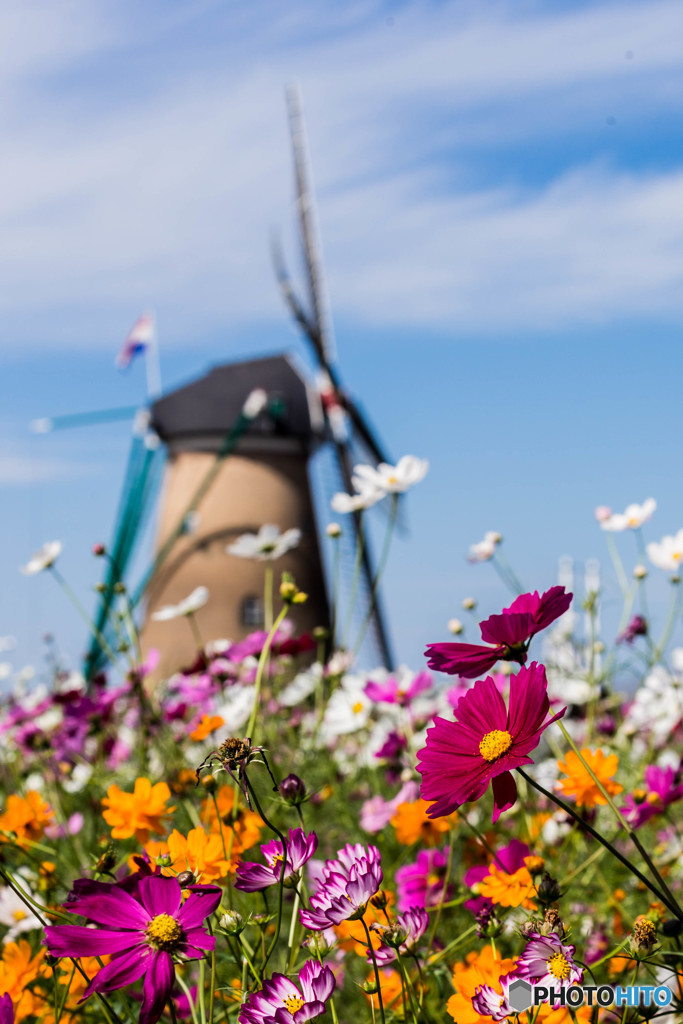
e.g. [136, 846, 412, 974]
[2, 472, 683, 1023]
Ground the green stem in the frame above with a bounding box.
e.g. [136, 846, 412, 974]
[362, 916, 386, 1024]
[605, 533, 629, 595]
[50, 566, 119, 666]
[244, 775, 288, 973]
[245, 605, 289, 741]
[187, 612, 204, 650]
[652, 580, 682, 663]
[264, 564, 273, 631]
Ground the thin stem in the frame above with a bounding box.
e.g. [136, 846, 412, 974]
[50, 566, 119, 666]
[516, 768, 682, 920]
[245, 775, 288, 973]
[245, 605, 289, 741]
[362, 916, 386, 1024]
[652, 581, 682, 663]
[264, 564, 273, 631]
[187, 612, 204, 650]
[605, 533, 629, 596]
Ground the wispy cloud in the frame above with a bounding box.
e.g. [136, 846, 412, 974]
[0, 453, 101, 485]
[0, 0, 683, 345]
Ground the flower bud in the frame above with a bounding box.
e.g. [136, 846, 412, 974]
[93, 847, 117, 874]
[383, 924, 409, 949]
[113, 582, 126, 594]
[361, 979, 379, 994]
[94, 582, 107, 593]
[671, 574, 681, 585]
[447, 618, 463, 635]
[313, 626, 330, 641]
[176, 870, 195, 888]
[633, 564, 647, 579]
[279, 773, 307, 806]
[370, 890, 389, 910]
[326, 523, 342, 538]
[462, 597, 477, 611]
[661, 918, 683, 938]
[92, 543, 106, 557]
[220, 910, 245, 935]
[302, 933, 329, 956]
[200, 773, 217, 792]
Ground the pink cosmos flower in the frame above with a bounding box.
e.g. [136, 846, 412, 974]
[463, 839, 532, 914]
[239, 960, 336, 1024]
[369, 907, 429, 966]
[235, 829, 318, 892]
[360, 781, 420, 834]
[364, 670, 432, 706]
[416, 663, 565, 822]
[299, 843, 382, 930]
[425, 586, 572, 678]
[395, 848, 452, 912]
[44, 874, 221, 1024]
[512, 932, 583, 987]
[622, 765, 683, 829]
[472, 974, 516, 1021]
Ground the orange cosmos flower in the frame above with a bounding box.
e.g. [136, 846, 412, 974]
[334, 891, 396, 954]
[391, 799, 457, 846]
[477, 857, 538, 911]
[0, 792, 53, 846]
[166, 827, 236, 881]
[201, 785, 262, 852]
[557, 749, 623, 807]
[447, 945, 517, 1024]
[0, 938, 49, 1020]
[101, 777, 175, 842]
[190, 715, 225, 742]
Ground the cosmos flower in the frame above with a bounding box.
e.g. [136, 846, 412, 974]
[0, 993, 12, 1024]
[647, 529, 683, 572]
[617, 614, 648, 644]
[20, 541, 62, 575]
[394, 847, 452, 912]
[447, 946, 517, 1024]
[0, 791, 54, 847]
[235, 828, 318, 892]
[101, 778, 175, 843]
[152, 586, 209, 621]
[299, 843, 383, 930]
[425, 586, 572, 679]
[463, 838, 534, 915]
[390, 799, 455, 846]
[512, 931, 583, 987]
[44, 874, 221, 1024]
[468, 531, 501, 563]
[601, 498, 656, 532]
[622, 765, 683, 829]
[330, 487, 383, 514]
[226, 525, 301, 561]
[471, 973, 516, 1021]
[0, 884, 42, 941]
[370, 907, 429, 966]
[239, 959, 335, 1024]
[351, 456, 428, 496]
[417, 663, 565, 822]
[556, 749, 623, 808]
[364, 668, 432, 706]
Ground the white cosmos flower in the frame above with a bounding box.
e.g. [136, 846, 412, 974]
[646, 529, 683, 572]
[214, 685, 256, 731]
[226, 524, 301, 561]
[0, 884, 41, 940]
[622, 666, 683, 747]
[351, 455, 428, 496]
[280, 663, 323, 707]
[20, 541, 62, 575]
[152, 586, 209, 621]
[601, 498, 656, 532]
[467, 531, 502, 563]
[330, 486, 383, 514]
[320, 675, 371, 740]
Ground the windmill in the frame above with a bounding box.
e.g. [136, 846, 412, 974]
[33, 85, 397, 679]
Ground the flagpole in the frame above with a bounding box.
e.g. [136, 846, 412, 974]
[145, 309, 162, 400]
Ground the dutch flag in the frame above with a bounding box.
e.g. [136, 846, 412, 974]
[115, 313, 155, 371]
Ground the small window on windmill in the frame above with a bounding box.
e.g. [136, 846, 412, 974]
[241, 595, 264, 628]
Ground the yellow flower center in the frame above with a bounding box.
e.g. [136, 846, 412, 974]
[269, 852, 284, 867]
[352, 701, 364, 714]
[146, 913, 182, 950]
[12, 909, 27, 922]
[388, 475, 398, 485]
[479, 730, 513, 762]
[283, 994, 304, 1014]
[547, 952, 571, 980]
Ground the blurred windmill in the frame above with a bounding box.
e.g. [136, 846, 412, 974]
[30, 85, 397, 679]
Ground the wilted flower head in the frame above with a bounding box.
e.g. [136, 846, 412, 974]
[21, 541, 62, 575]
[152, 586, 209, 621]
[227, 524, 301, 561]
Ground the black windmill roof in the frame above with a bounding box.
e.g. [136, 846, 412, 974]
[150, 354, 322, 451]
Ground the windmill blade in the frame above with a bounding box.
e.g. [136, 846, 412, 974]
[30, 405, 139, 434]
[285, 83, 336, 367]
[271, 231, 321, 348]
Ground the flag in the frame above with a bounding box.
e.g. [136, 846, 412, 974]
[115, 313, 154, 371]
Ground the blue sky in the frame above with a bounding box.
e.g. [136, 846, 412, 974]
[2, 0, 683, 682]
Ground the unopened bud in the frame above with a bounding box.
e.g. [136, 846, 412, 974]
[176, 870, 195, 888]
[94, 582, 107, 593]
[536, 872, 562, 906]
[671, 575, 681, 585]
[113, 581, 126, 594]
[448, 618, 463, 635]
[92, 543, 106, 557]
[302, 933, 329, 956]
[633, 564, 647, 580]
[313, 626, 329, 641]
[326, 523, 341, 538]
[370, 890, 389, 910]
[94, 847, 116, 874]
[279, 773, 307, 806]
[540, 907, 565, 939]
[220, 910, 245, 935]
[361, 979, 379, 995]
[462, 597, 477, 611]
[200, 773, 217, 793]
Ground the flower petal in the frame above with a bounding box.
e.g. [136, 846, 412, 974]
[83, 946, 149, 998]
[138, 875, 182, 919]
[44, 925, 139, 957]
[177, 885, 222, 929]
[140, 951, 175, 1024]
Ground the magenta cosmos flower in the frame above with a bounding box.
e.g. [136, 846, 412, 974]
[471, 974, 516, 1021]
[622, 764, 683, 828]
[370, 907, 429, 966]
[417, 662, 565, 822]
[239, 960, 335, 1024]
[513, 932, 583, 987]
[0, 994, 12, 1024]
[394, 848, 452, 912]
[299, 843, 382, 930]
[425, 586, 572, 678]
[44, 874, 221, 1024]
[235, 828, 318, 892]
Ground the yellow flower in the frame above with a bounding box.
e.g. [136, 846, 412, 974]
[102, 778, 175, 842]
[0, 792, 54, 846]
[477, 860, 537, 911]
[447, 946, 517, 1024]
[390, 799, 457, 846]
[190, 715, 225, 742]
[556, 749, 623, 807]
[166, 827, 236, 881]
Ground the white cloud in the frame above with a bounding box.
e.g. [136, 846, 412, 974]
[0, 453, 101, 485]
[0, 0, 682, 345]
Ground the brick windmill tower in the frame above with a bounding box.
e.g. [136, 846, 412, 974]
[139, 354, 330, 675]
